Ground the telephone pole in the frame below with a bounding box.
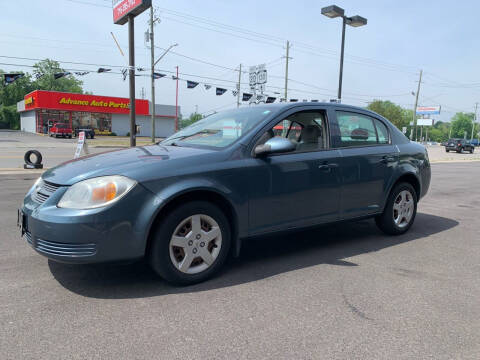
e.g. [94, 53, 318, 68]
[471, 102, 478, 141]
[284, 40, 291, 102]
[149, 6, 156, 143]
[413, 69, 423, 141]
[236, 64, 242, 108]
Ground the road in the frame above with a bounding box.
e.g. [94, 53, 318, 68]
[1, 162, 479, 359]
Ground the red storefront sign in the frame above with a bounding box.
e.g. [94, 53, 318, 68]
[23, 90, 150, 116]
[113, 0, 152, 25]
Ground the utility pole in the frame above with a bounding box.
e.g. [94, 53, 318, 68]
[471, 102, 478, 141]
[236, 63, 242, 108]
[284, 40, 290, 102]
[413, 69, 423, 141]
[128, 15, 136, 147]
[175, 66, 179, 132]
[149, 6, 156, 143]
[283, 40, 291, 136]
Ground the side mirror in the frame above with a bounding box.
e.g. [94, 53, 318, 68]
[254, 137, 296, 157]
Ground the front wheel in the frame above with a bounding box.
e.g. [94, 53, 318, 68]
[375, 182, 417, 235]
[149, 201, 231, 285]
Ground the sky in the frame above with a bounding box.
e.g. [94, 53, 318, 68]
[1, 0, 480, 122]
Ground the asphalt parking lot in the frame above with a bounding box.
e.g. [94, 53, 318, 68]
[1, 162, 479, 359]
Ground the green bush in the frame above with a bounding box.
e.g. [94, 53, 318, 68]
[108, 132, 117, 136]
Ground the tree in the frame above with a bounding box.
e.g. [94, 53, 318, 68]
[180, 112, 202, 129]
[367, 100, 411, 131]
[450, 112, 474, 139]
[33, 59, 83, 93]
[0, 59, 85, 129]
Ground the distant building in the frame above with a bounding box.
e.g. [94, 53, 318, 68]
[17, 90, 179, 137]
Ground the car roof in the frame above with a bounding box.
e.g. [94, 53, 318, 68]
[251, 102, 385, 120]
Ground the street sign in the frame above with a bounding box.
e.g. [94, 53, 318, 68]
[74, 131, 90, 159]
[249, 66, 257, 87]
[416, 105, 441, 115]
[417, 118, 434, 126]
[113, 0, 152, 25]
[402, 126, 407, 134]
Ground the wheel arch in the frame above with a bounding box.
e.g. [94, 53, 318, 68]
[389, 172, 421, 201]
[145, 187, 240, 258]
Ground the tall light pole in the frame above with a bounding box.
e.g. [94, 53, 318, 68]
[321, 5, 367, 102]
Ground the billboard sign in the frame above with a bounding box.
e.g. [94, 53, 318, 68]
[416, 105, 441, 115]
[113, 0, 152, 25]
[417, 118, 434, 126]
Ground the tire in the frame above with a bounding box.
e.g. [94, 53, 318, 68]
[470, 148, 474, 153]
[68, 135, 72, 139]
[24, 150, 42, 166]
[149, 201, 231, 285]
[446, 149, 449, 152]
[375, 182, 417, 235]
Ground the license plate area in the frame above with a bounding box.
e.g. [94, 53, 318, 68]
[17, 209, 27, 235]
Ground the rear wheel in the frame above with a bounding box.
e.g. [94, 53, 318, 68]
[446, 149, 449, 152]
[375, 182, 417, 235]
[470, 148, 474, 153]
[149, 201, 231, 285]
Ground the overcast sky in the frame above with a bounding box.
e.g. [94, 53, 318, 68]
[2, 0, 479, 122]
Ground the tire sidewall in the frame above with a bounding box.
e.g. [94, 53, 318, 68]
[149, 201, 231, 285]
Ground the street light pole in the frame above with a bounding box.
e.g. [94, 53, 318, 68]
[338, 17, 347, 101]
[128, 15, 136, 147]
[321, 5, 367, 102]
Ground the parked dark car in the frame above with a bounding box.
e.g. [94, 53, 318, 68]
[19, 103, 431, 285]
[445, 138, 474, 153]
[49, 123, 72, 138]
[74, 126, 95, 139]
[469, 139, 479, 146]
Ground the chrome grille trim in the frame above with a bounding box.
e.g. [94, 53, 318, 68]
[35, 239, 97, 257]
[31, 180, 61, 204]
[24, 231, 33, 246]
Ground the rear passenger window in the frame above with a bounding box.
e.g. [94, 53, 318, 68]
[374, 119, 389, 144]
[336, 111, 377, 147]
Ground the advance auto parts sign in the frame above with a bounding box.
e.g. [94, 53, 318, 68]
[59, 97, 129, 110]
[113, 0, 152, 25]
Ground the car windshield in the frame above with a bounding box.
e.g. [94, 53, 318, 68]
[162, 107, 273, 148]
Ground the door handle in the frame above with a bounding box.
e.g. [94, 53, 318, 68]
[381, 156, 396, 164]
[318, 163, 338, 171]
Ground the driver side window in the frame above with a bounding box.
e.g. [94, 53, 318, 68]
[256, 110, 327, 153]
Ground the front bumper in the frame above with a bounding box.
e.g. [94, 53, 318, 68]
[21, 182, 161, 264]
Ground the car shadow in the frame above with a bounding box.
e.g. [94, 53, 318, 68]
[48, 212, 458, 299]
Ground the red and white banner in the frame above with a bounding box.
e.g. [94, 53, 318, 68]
[113, 0, 151, 25]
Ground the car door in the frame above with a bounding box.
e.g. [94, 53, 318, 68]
[247, 107, 342, 235]
[332, 110, 398, 219]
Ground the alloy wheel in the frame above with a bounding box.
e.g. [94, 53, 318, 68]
[169, 214, 222, 274]
[392, 190, 414, 228]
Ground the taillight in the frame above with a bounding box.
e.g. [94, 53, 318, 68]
[458, 143, 461, 146]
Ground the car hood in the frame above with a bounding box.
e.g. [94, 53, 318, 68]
[42, 145, 216, 186]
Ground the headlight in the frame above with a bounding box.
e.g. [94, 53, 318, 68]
[58, 175, 137, 209]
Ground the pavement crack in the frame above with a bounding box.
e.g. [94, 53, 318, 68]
[342, 293, 374, 321]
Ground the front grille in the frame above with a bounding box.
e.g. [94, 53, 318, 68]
[32, 180, 61, 204]
[35, 239, 97, 257]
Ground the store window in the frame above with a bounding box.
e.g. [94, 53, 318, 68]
[72, 112, 112, 134]
[36, 110, 71, 134]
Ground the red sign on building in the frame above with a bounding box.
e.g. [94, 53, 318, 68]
[23, 90, 150, 116]
[113, 0, 152, 25]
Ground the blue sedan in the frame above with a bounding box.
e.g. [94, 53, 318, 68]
[19, 103, 431, 285]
